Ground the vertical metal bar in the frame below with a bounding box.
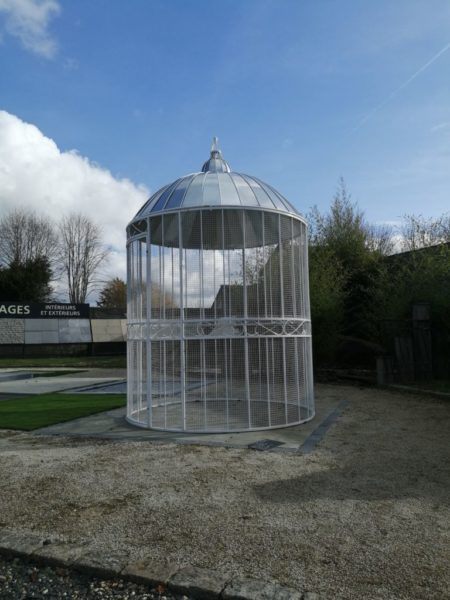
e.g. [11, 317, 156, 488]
[178, 212, 186, 431]
[203, 338, 207, 429]
[258, 337, 262, 405]
[222, 211, 227, 318]
[126, 241, 132, 419]
[279, 213, 285, 319]
[228, 247, 231, 317]
[213, 239, 218, 403]
[146, 219, 152, 427]
[304, 222, 314, 415]
[185, 248, 188, 312]
[271, 337, 275, 422]
[161, 217, 167, 429]
[222, 210, 229, 429]
[242, 210, 251, 428]
[130, 242, 135, 417]
[279, 214, 288, 423]
[304, 222, 312, 320]
[200, 211, 206, 429]
[282, 338, 288, 424]
[137, 241, 143, 416]
[200, 211, 204, 319]
[299, 222, 304, 318]
[171, 246, 174, 318]
[255, 213, 261, 319]
[262, 213, 271, 426]
[291, 218, 301, 420]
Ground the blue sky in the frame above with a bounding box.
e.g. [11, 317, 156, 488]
[1, 0, 449, 232]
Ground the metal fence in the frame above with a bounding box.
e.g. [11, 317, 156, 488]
[127, 207, 314, 432]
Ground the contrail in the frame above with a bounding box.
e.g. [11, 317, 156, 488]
[351, 40, 450, 133]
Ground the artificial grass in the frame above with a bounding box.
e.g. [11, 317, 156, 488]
[0, 356, 126, 369]
[0, 393, 126, 431]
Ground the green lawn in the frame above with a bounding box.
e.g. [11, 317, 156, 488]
[0, 356, 126, 369]
[0, 393, 126, 431]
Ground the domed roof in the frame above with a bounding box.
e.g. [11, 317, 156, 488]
[131, 138, 301, 222]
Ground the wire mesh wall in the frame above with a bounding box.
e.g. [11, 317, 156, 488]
[127, 207, 314, 432]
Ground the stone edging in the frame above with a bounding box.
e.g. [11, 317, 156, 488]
[0, 530, 319, 600]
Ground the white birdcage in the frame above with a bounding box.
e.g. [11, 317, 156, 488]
[126, 139, 314, 432]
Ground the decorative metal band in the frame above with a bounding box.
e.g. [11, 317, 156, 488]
[127, 318, 311, 341]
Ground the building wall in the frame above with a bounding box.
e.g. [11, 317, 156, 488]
[0, 318, 126, 344]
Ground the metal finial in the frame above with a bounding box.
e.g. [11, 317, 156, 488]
[211, 137, 220, 153]
[201, 137, 230, 172]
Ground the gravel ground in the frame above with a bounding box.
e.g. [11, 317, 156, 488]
[0, 556, 191, 600]
[0, 383, 449, 600]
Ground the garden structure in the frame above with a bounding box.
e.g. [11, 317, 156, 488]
[126, 139, 314, 431]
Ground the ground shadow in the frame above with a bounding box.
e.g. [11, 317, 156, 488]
[254, 443, 450, 502]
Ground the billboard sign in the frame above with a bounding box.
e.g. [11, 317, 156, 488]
[0, 302, 90, 319]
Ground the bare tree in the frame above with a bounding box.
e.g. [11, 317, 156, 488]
[401, 213, 450, 251]
[58, 213, 109, 303]
[366, 223, 396, 255]
[0, 208, 57, 266]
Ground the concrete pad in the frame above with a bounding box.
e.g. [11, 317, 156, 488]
[33, 391, 342, 453]
[0, 371, 34, 382]
[69, 380, 127, 393]
[0, 376, 123, 395]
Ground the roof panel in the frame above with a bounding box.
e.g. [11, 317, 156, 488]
[217, 172, 241, 205]
[165, 175, 195, 209]
[151, 179, 182, 213]
[230, 173, 259, 206]
[202, 172, 221, 205]
[182, 174, 205, 207]
[240, 174, 275, 209]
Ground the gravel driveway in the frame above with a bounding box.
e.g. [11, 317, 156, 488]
[0, 384, 449, 600]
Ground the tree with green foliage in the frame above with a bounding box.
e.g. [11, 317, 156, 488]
[308, 244, 346, 363]
[0, 256, 52, 302]
[0, 208, 56, 302]
[308, 178, 392, 362]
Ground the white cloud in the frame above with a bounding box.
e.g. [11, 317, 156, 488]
[0, 0, 60, 58]
[0, 110, 149, 299]
[431, 121, 450, 133]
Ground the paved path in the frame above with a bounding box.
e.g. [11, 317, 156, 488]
[0, 368, 126, 395]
